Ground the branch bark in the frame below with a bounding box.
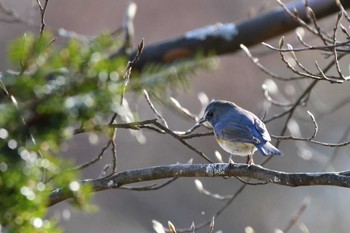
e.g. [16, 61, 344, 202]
[48, 163, 350, 206]
[119, 0, 350, 71]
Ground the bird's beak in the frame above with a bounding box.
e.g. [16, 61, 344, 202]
[184, 116, 206, 135]
[197, 116, 206, 125]
[195, 115, 207, 127]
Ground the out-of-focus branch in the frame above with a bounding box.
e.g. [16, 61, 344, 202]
[116, 0, 350, 71]
[282, 197, 310, 233]
[0, 1, 21, 23]
[48, 163, 350, 206]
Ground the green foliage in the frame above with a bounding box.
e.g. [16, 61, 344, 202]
[1, 32, 125, 233]
[0, 30, 216, 233]
[135, 54, 218, 101]
[2, 32, 126, 152]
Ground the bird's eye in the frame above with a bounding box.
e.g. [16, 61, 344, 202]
[206, 111, 214, 119]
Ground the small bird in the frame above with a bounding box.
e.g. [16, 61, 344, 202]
[197, 100, 283, 165]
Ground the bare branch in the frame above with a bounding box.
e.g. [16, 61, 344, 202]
[307, 110, 318, 140]
[120, 178, 177, 191]
[169, 97, 198, 121]
[179, 131, 213, 140]
[241, 44, 310, 81]
[73, 138, 113, 171]
[120, 39, 144, 105]
[110, 131, 118, 173]
[35, 0, 49, 34]
[332, 11, 349, 80]
[305, 5, 331, 45]
[262, 83, 293, 107]
[144, 89, 169, 128]
[48, 163, 350, 206]
[262, 40, 350, 53]
[194, 179, 233, 200]
[272, 134, 350, 147]
[337, 0, 350, 22]
[153, 121, 213, 163]
[73, 119, 158, 134]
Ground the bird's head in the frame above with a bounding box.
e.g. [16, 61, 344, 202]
[197, 100, 237, 127]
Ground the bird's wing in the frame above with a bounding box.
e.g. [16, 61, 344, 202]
[252, 117, 271, 141]
[217, 121, 261, 144]
[238, 108, 272, 142]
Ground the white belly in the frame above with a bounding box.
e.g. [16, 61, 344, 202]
[216, 137, 257, 156]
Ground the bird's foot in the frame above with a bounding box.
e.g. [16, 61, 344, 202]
[228, 155, 235, 164]
[246, 155, 254, 167]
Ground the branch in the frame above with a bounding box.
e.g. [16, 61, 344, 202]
[0, 2, 18, 23]
[48, 163, 350, 206]
[117, 0, 350, 71]
[35, 0, 49, 34]
[282, 197, 310, 233]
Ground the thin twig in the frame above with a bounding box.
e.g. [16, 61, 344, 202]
[337, 0, 350, 22]
[235, 176, 268, 185]
[286, 43, 315, 76]
[307, 110, 318, 140]
[332, 11, 348, 80]
[169, 97, 198, 120]
[179, 131, 213, 140]
[35, 0, 49, 34]
[174, 182, 248, 232]
[120, 178, 178, 191]
[305, 5, 330, 45]
[272, 135, 350, 147]
[120, 39, 144, 105]
[111, 131, 118, 173]
[75, 139, 113, 171]
[73, 119, 158, 134]
[111, 39, 144, 154]
[262, 40, 350, 53]
[277, 0, 328, 42]
[262, 84, 293, 107]
[194, 179, 233, 200]
[152, 121, 213, 163]
[240, 44, 308, 81]
[282, 197, 310, 233]
[144, 89, 169, 128]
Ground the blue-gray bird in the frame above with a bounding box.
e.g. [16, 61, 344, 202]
[198, 100, 283, 164]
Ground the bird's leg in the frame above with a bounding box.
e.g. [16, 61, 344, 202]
[228, 154, 235, 164]
[246, 154, 254, 166]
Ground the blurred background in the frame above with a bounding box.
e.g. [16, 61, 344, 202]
[1, 0, 350, 232]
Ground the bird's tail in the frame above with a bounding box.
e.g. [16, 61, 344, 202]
[257, 142, 283, 156]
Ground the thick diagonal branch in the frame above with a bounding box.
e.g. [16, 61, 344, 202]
[48, 163, 350, 206]
[119, 0, 350, 71]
